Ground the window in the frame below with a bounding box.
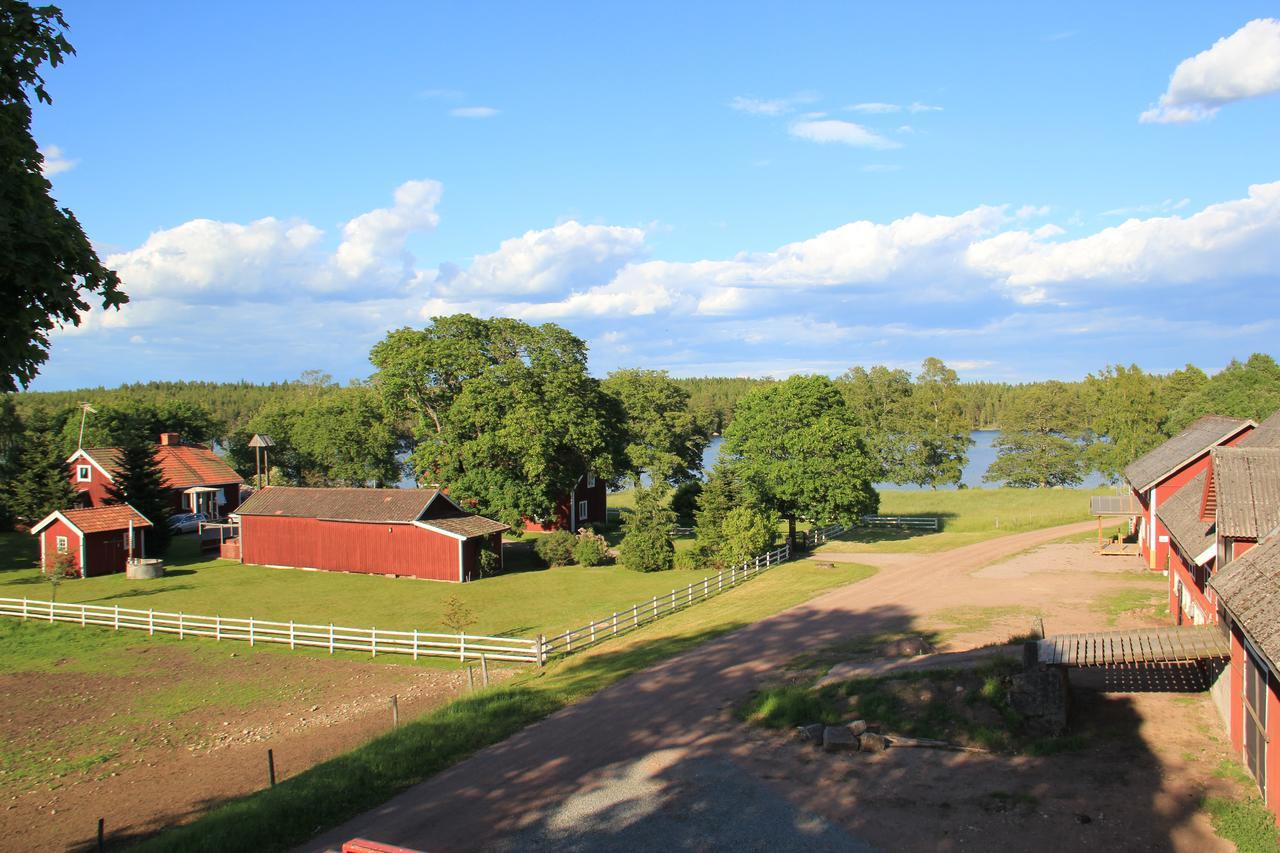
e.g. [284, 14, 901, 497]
[578, 500, 589, 522]
[1244, 643, 1269, 797]
[55, 536, 68, 553]
[586, 474, 597, 489]
[76, 465, 91, 482]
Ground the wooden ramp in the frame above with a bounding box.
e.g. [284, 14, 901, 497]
[1098, 541, 1139, 556]
[1038, 625, 1228, 668]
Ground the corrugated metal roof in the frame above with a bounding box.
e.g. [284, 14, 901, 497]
[1210, 536, 1280, 666]
[1212, 447, 1280, 540]
[1240, 409, 1280, 449]
[83, 443, 243, 489]
[1123, 415, 1253, 493]
[1090, 494, 1143, 516]
[60, 505, 153, 533]
[422, 512, 510, 538]
[236, 486, 442, 523]
[1155, 472, 1214, 560]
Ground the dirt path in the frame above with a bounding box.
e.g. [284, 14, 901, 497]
[303, 520, 1219, 852]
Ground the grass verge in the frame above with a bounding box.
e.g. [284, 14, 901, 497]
[1204, 760, 1280, 852]
[129, 558, 876, 852]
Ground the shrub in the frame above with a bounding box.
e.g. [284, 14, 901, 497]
[719, 506, 776, 567]
[671, 481, 702, 524]
[573, 529, 610, 566]
[477, 547, 501, 578]
[620, 526, 674, 573]
[533, 531, 576, 567]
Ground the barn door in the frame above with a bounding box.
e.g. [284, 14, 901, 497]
[1244, 643, 1269, 797]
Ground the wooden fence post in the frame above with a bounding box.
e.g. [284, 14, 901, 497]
[178, 612, 183, 639]
[412, 628, 419, 660]
[372, 627, 378, 658]
[80, 603, 86, 627]
[392, 694, 399, 728]
[267, 749, 276, 787]
[633, 603, 639, 627]
[481, 654, 489, 686]
[612, 612, 618, 636]
[21, 598, 26, 621]
[290, 621, 295, 650]
[538, 634, 547, 666]
[249, 616, 255, 646]
[115, 605, 120, 631]
[215, 614, 220, 641]
[329, 623, 334, 654]
[149, 609, 154, 636]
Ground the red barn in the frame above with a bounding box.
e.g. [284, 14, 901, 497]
[523, 473, 608, 533]
[233, 487, 508, 582]
[30, 505, 154, 578]
[1123, 415, 1254, 571]
[1157, 470, 1218, 626]
[68, 432, 244, 518]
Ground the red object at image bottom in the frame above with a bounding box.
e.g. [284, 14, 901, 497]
[341, 840, 425, 853]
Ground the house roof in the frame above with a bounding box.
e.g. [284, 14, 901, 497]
[1240, 409, 1280, 449]
[235, 486, 443, 523]
[1209, 536, 1280, 666]
[1090, 494, 1143, 516]
[32, 504, 153, 536]
[1155, 472, 1214, 562]
[79, 443, 243, 489]
[1212, 447, 1280, 540]
[420, 511, 510, 538]
[1123, 415, 1254, 493]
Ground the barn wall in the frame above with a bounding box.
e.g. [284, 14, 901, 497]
[239, 516, 461, 581]
[83, 530, 134, 577]
[70, 464, 113, 507]
[39, 519, 82, 577]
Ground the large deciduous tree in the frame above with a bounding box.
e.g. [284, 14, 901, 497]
[837, 364, 913, 482]
[1083, 364, 1165, 480]
[601, 368, 707, 485]
[900, 357, 971, 488]
[984, 381, 1085, 488]
[1165, 354, 1280, 433]
[722, 375, 879, 547]
[371, 315, 624, 529]
[1, 2, 125, 391]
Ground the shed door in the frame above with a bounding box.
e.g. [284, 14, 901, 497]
[1244, 644, 1269, 797]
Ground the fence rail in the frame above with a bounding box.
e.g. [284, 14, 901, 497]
[0, 598, 540, 663]
[858, 515, 939, 531]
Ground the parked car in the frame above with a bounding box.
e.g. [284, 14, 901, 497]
[168, 512, 207, 534]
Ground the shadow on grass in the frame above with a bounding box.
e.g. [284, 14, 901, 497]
[0, 531, 39, 574]
[82, 584, 196, 604]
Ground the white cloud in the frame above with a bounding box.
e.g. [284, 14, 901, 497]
[788, 119, 901, 149]
[1100, 198, 1191, 217]
[908, 102, 943, 113]
[334, 179, 443, 281]
[1141, 18, 1280, 123]
[450, 106, 499, 118]
[728, 92, 818, 116]
[848, 102, 901, 113]
[40, 144, 76, 176]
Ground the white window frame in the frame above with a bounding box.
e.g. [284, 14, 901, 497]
[586, 474, 597, 489]
[578, 500, 589, 522]
[76, 465, 91, 482]
[56, 535, 69, 553]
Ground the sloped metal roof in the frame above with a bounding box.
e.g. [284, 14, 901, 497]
[1210, 536, 1280, 665]
[1155, 472, 1214, 560]
[1090, 494, 1143, 516]
[1123, 415, 1253, 493]
[1212, 447, 1280, 540]
[1240, 409, 1280, 449]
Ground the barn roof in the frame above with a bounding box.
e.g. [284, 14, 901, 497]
[1155, 472, 1214, 562]
[420, 511, 510, 538]
[78, 443, 243, 489]
[1212, 447, 1280, 540]
[1240, 410, 1280, 449]
[235, 486, 444, 523]
[1090, 494, 1143, 516]
[1123, 415, 1254, 493]
[1210, 536, 1280, 666]
[31, 504, 154, 535]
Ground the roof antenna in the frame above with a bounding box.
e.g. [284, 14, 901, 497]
[76, 403, 97, 450]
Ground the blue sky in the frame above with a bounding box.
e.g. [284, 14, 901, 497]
[28, 2, 1280, 389]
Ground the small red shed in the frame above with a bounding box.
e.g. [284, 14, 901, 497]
[523, 473, 608, 532]
[30, 505, 154, 578]
[233, 487, 508, 582]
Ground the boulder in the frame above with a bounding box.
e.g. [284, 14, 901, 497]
[859, 733, 890, 753]
[822, 726, 859, 752]
[797, 723, 826, 745]
[846, 719, 868, 736]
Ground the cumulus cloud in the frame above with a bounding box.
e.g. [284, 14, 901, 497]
[40, 144, 76, 176]
[788, 119, 901, 149]
[728, 92, 818, 116]
[334, 179, 443, 281]
[1141, 18, 1280, 123]
[450, 106, 499, 118]
[848, 102, 901, 113]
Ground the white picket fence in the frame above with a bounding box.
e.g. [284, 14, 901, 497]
[538, 523, 845, 661]
[859, 515, 939, 531]
[0, 597, 540, 663]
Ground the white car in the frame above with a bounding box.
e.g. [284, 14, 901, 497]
[168, 512, 207, 534]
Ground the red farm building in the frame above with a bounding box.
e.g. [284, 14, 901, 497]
[523, 473, 608, 533]
[30, 505, 153, 578]
[68, 432, 244, 519]
[1123, 415, 1255, 572]
[232, 487, 508, 582]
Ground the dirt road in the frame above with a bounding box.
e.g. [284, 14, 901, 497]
[304, 520, 1173, 852]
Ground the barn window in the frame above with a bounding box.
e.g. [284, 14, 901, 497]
[578, 500, 589, 521]
[77, 465, 91, 482]
[586, 474, 597, 489]
[56, 536, 69, 553]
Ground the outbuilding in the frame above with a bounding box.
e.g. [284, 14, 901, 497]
[232, 486, 508, 582]
[30, 505, 154, 578]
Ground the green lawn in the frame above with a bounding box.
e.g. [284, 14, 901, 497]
[0, 532, 778, 640]
[130, 557, 878, 853]
[816, 487, 1115, 554]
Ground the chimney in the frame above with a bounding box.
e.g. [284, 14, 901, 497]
[159, 432, 181, 446]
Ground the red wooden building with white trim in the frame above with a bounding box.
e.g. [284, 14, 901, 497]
[232, 487, 507, 582]
[522, 473, 607, 532]
[30, 505, 153, 578]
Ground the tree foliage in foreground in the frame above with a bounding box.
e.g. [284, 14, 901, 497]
[1, 1, 125, 391]
[723, 375, 879, 545]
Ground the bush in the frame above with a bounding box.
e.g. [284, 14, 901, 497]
[533, 531, 576, 567]
[477, 547, 502, 578]
[573, 529, 610, 566]
[719, 506, 776, 567]
[620, 526, 674, 573]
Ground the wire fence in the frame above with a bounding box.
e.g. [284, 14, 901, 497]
[0, 598, 540, 663]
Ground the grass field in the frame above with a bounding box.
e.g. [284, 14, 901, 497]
[816, 487, 1115, 554]
[127, 556, 878, 853]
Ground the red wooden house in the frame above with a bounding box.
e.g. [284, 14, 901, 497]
[522, 473, 608, 533]
[1157, 470, 1217, 625]
[232, 487, 507, 582]
[1123, 415, 1254, 571]
[68, 432, 244, 519]
[30, 505, 153, 578]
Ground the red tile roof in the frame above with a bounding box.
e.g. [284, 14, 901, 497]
[58, 505, 153, 534]
[82, 443, 243, 489]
